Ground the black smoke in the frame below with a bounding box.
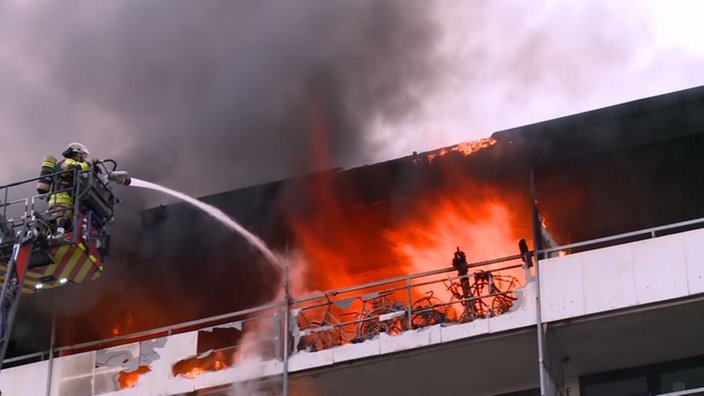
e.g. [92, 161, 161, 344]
[5, 0, 444, 355]
[19, 1, 440, 197]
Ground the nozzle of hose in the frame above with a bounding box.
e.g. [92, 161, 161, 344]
[108, 170, 131, 186]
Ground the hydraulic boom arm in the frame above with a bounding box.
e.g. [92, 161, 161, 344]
[0, 227, 36, 364]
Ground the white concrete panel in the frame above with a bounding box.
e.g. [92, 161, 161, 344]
[133, 332, 197, 396]
[93, 366, 123, 394]
[488, 312, 530, 334]
[685, 229, 704, 294]
[516, 282, 537, 319]
[332, 338, 380, 363]
[379, 328, 429, 354]
[56, 350, 95, 378]
[632, 234, 688, 304]
[440, 317, 490, 343]
[54, 350, 96, 396]
[540, 255, 585, 322]
[289, 348, 334, 371]
[581, 244, 636, 314]
[0, 360, 49, 396]
[156, 377, 195, 396]
[194, 359, 282, 390]
[489, 284, 537, 333]
[102, 388, 139, 396]
[428, 323, 443, 344]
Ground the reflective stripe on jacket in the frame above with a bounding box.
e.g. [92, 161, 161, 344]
[49, 192, 72, 207]
[48, 158, 91, 207]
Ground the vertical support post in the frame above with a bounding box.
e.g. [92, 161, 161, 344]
[45, 310, 57, 396]
[406, 278, 412, 330]
[273, 310, 281, 361]
[0, 231, 34, 371]
[531, 170, 548, 396]
[2, 185, 8, 220]
[281, 243, 290, 396]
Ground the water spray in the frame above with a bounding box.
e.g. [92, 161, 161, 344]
[124, 177, 284, 272]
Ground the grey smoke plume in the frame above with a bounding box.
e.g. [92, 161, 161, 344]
[0, 0, 440, 199]
[1, 1, 702, 198]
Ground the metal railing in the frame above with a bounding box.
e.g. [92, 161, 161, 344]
[4, 214, 704, 369]
[0, 168, 119, 255]
[3, 251, 528, 368]
[291, 259, 524, 353]
[538, 216, 704, 257]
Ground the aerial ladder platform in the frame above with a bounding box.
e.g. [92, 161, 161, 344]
[0, 161, 130, 370]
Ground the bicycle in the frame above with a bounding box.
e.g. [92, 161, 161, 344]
[488, 273, 520, 315]
[444, 278, 476, 323]
[295, 292, 346, 352]
[410, 290, 448, 329]
[350, 290, 407, 342]
[444, 270, 520, 322]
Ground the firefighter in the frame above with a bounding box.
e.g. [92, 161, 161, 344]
[47, 142, 98, 238]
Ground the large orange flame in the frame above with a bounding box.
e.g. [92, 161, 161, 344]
[287, 102, 526, 295]
[287, 175, 525, 291]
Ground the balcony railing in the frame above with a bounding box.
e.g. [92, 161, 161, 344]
[4, 215, 704, 373]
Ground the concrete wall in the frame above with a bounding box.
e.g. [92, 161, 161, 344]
[540, 228, 704, 323]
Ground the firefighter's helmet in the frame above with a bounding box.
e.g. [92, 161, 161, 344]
[62, 142, 90, 159]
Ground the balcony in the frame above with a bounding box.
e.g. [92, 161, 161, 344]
[0, 217, 702, 395]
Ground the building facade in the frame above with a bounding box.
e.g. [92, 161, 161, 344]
[2, 86, 704, 395]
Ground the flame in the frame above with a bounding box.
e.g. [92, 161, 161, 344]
[287, 100, 524, 297]
[283, 99, 533, 349]
[183, 367, 206, 379]
[287, 175, 406, 290]
[109, 313, 136, 338]
[286, 98, 415, 290]
[540, 214, 548, 230]
[287, 153, 525, 298]
[388, 195, 518, 264]
[288, 170, 527, 344]
[173, 350, 232, 378]
[425, 138, 496, 163]
[118, 365, 150, 389]
[386, 195, 523, 302]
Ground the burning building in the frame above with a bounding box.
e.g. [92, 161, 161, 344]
[2, 85, 704, 395]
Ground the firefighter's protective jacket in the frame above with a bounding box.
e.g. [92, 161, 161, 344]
[48, 158, 91, 207]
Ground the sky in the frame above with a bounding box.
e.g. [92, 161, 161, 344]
[1, 0, 704, 201]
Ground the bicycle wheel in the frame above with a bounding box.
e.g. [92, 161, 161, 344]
[378, 307, 408, 335]
[357, 312, 383, 341]
[304, 321, 341, 352]
[472, 298, 491, 319]
[490, 275, 519, 316]
[491, 288, 517, 314]
[411, 296, 447, 329]
[357, 308, 407, 339]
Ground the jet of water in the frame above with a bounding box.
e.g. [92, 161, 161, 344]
[128, 178, 284, 272]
